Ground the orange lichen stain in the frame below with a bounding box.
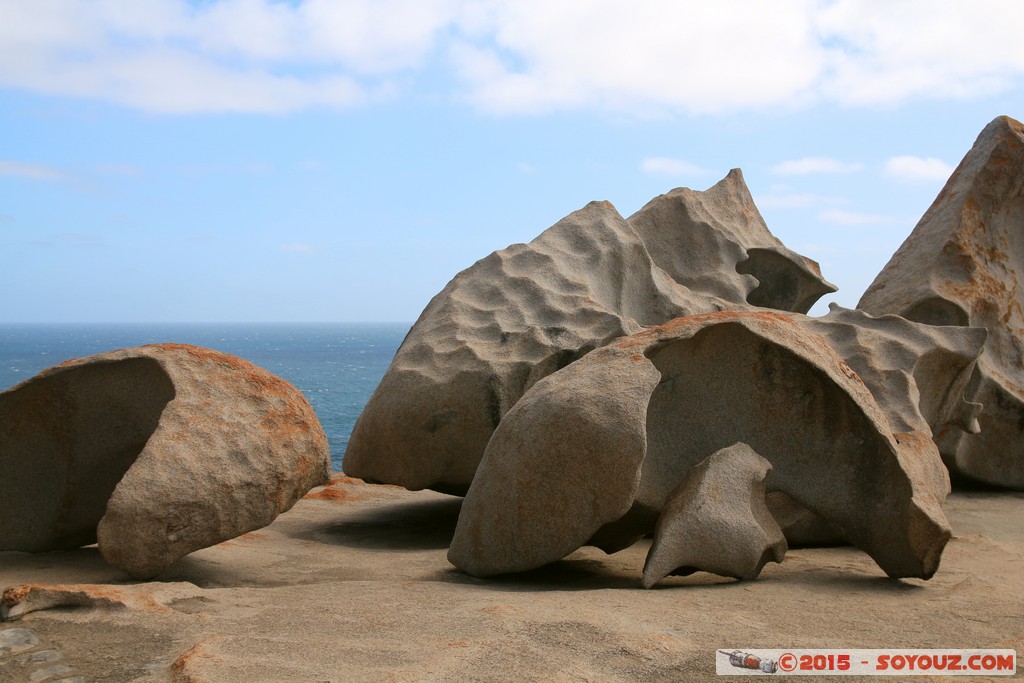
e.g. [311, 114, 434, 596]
[801, 255, 825, 277]
[615, 310, 797, 351]
[837, 360, 862, 383]
[303, 474, 384, 504]
[1, 584, 32, 605]
[304, 486, 351, 504]
[3, 583, 169, 615]
[331, 473, 406, 491]
[447, 641, 470, 648]
[331, 475, 366, 486]
[170, 637, 225, 683]
[146, 343, 302, 396]
[218, 531, 266, 547]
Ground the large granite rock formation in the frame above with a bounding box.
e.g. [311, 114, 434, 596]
[448, 311, 952, 580]
[641, 443, 787, 587]
[0, 344, 330, 578]
[344, 170, 834, 494]
[769, 305, 988, 545]
[859, 115, 1024, 488]
[629, 170, 836, 313]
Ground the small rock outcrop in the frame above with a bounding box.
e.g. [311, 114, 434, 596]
[448, 311, 952, 580]
[859, 115, 1024, 489]
[641, 443, 786, 587]
[0, 344, 330, 578]
[344, 170, 834, 494]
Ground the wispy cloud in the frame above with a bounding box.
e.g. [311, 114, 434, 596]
[0, 161, 69, 181]
[819, 209, 896, 225]
[772, 157, 864, 175]
[641, 157, 710, 176]
[884, 155, 955, 182]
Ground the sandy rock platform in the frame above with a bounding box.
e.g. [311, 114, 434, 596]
[2, 476, 1022, 682]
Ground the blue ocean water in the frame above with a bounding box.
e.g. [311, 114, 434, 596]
[0, 323, 410, 470]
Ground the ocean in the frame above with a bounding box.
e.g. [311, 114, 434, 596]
[0, 323, 410, 471]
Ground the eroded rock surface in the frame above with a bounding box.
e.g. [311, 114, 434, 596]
[345, 171, 834, 494]
[449, 311, 952, 580]
[859, 115, 1024, 488]
[629, 170, 835, 312]
[771, 304, 987, 545]
[641, 443, 786, 587]
[0, 345, 330, 578]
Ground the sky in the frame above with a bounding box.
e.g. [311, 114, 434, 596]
[1, 0, 1023, 323]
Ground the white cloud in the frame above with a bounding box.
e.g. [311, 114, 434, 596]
[1, 0, 1023, 115]
[0, 161, 68, 181]
[452, 1, 825, 115]
[0, 0, 448, 113]
[819, 209, 896, 226]
[641, 157, 710, 177]
[816, 1, 1024, 105]
[884, 156, 955, 182]
[772, 157, 864, 175]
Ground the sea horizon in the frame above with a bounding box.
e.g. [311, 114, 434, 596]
[0, 322, 412, 470]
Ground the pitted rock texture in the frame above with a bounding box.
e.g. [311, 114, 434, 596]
[345, 171, 834, 494]
[0, 344, 330, 578]
[806, 305, 985, 440]
[448, 311, 951, 580]
[641, 443, 786, 587]
[858, 115, 1024, 489]
[628, 169, 835, 313]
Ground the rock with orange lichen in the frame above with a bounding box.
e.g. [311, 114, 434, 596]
[0, 344, 330, 578]
[448, 311, 952, 581]
[1, 582, 204, 621]
[859, 115, 1024, 489]
[344, 170, 835, 495]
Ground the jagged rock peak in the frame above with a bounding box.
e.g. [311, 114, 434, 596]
[859, 114, 1024, 488]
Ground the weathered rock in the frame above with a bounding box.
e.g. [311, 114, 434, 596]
[771, 305, 987, 545]
[448, 311, 951, 580]
[0, 627, 38, 656]
[345, 171, 834, 494]
[765, 492, 844, 547]
[1, 582, 202, 621]
[858, 115, 1024, 489]
[806, 305, 986, 440]
[628, 169, 836, 312]
[0, 344, 330, 578]
[641, 443, 786, 587]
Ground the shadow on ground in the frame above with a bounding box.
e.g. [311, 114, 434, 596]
[300, 496, 464, 551]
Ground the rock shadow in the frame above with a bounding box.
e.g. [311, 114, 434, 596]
[0, 358, 175, 553]
[302, 497, 464, 551]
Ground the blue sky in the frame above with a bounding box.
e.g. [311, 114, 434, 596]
[1, 0, 1023, 323]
